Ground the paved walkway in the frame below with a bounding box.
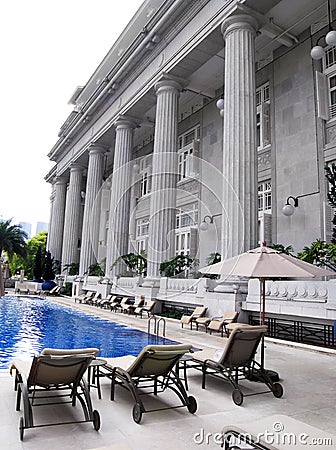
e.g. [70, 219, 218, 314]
[1, 294, 335, 449]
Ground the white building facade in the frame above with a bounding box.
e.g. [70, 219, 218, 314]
[46, 0, 336, 345]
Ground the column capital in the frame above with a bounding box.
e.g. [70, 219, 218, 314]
[55, 176, 68, 185]
[221, 14, 258, 39]
[114, 115, 138, 130]
[88, 142, 108, 156]
[154, 75, 184, 95]
[69, 162, 84, 173]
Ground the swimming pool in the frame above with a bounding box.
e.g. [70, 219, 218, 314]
[0, 296, 177, 369]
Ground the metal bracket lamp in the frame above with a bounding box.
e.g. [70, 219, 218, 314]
[282, 196, 299, 216]
[311, 0, 336, 60]
[199, 213, 222, 231]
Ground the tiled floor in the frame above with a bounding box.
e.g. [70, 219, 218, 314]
[1, 294, 336, 449]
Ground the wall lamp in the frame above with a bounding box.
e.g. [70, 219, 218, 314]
[199, 213, 222, 231]
[311, 0, 336, 60]
[282, 196, 299, 216]
[282, 190, 320, 216]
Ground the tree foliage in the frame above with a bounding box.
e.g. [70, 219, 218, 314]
[63, 262, 79, 276]
[325, 163, 336, 243]
[43, 251, 55, 281]
[0, 219, 27, 257]
[33, 246, 43, 281]
[160, 254, 195, 278]
[111, 252, 147, 276]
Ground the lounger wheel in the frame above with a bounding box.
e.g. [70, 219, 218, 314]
[232, 389, 243, 406]
[272, 382, 284, 398]
[93, 410, 101, 430]
[132, 403, 143, 424]
[19, 417, 24, 441]
[187, 396, 197, 414]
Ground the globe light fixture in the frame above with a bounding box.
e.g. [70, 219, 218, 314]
[282, 196, 298, 216]
[199, 213, 222, 231]
[216, 98, 224, 117]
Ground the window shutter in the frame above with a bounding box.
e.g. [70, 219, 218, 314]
[262, 102, 271, 146]
[316, 71, 329, 120]
[189, 227, 199, 259]
[263, 212, 272, 246]
[323, 201, 333, 243]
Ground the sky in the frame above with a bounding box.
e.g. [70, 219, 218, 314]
[0, 0, 144, 234]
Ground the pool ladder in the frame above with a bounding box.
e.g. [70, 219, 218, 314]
[148, 315, 166, 337]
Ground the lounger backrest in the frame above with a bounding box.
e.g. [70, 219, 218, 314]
[218, 326, 267, 368]
[126, 344, 192, 377]
[135, 297, 145, 307]
[145, 300, 156, 310]
[191, 306, 207, 318]
[28, 354, 94, 387]
[222, 311, 239, 322]
[120, 297, 129, 306]
[41, 347, 99, 356]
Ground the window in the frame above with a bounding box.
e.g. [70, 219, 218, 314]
[258, 181, 272, 245]
[321, 46, 336, 119]
[136, 217, 149, 253]
[175, 203, 198, 257]
[258, 181, 272, 217]
[138, 156, 151, 197]
[178, 126, 200, 181]
[256, 83, 270, 149]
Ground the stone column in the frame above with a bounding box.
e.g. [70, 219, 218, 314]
[61, 164, 83, 269]
[46, 182, 56, 252]
[221, 15, 258, 258]
[47, 176, 67, 263]
[146, 78, 182, 279]
[79, 143, 106, 275]
[106, 118, 135, 277]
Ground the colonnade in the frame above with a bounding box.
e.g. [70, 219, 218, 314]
[47, 14, 258, 277]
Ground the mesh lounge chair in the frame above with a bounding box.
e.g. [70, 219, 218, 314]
[75, 290, 94, 303]
[44, 285, 61, 296]
[102, 344, 197, 423]
[87, 292, 101, 306]
[180, 306, 207, 329]
[97, 294, 116, 308]
[134, 300, 156, 318]
[188, 325, 283, 406]
[10, 347, 100, 440]
[113, 296, 130, 312]
[196, 311, 239, 337]
[122, 296, 145, 314]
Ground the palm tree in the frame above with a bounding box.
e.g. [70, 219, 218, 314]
[0, 219, 28, 295]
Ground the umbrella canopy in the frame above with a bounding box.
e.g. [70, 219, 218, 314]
[199, 246, 335, 279]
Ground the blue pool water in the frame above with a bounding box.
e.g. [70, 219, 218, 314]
[0, 296, 177, 369]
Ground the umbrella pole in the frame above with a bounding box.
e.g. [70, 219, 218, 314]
[260, 277, 266, 369]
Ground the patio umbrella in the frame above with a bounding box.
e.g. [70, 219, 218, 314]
[199, 245, 336, 367]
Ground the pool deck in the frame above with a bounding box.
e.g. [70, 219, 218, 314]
[1, 292, 336, 449]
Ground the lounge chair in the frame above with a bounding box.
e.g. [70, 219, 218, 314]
[180, 306, 207, 329]
[87, 291, 101, 306]
[44, 285, 61, 296]
[187, 325, 283, 405]
[113, 296, 130, 312]
[102, 344, 197, 423]
[10, 347, 101, 440]
[75, 290, 94, 303]
[134, 300, 156, 318]
[122, 296, 145, 314]
[96, 294, 116, 308]
[196, 311, 239, 337]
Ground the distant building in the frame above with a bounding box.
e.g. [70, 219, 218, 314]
[36, 222, 48, 235]
[19, 222, 31, 240]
